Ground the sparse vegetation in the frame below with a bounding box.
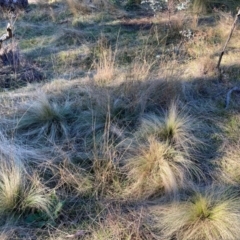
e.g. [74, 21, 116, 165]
[0, 0, 239, 239]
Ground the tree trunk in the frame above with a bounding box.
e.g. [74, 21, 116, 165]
[0, 0, 28, 9]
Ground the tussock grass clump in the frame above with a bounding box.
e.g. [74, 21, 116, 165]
[135, 103, 201, 155]
[0, 158, 53, 222]
[150, 186, 240, 240]
[124, 137, 201, 200]
[134, 113, 164, 141]
[161, 103, 200, 152]
[16, 94, 77, 143]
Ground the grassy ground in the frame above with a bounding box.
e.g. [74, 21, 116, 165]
[0, 0, 240, 239]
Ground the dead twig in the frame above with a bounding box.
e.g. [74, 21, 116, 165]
[217, 9, 240, 71]
[225, 87, 240, 109]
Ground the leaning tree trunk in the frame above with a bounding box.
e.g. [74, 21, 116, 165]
[0, 0, 28, 9]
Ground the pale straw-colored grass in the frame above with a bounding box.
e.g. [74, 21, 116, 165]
[149, 185, 240, 240]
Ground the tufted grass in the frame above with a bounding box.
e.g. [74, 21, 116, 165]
[150, 185, 240, 240]
[16, 93, 77, 143]
[134, 102, 201, 156]
[123, 136, 202, 200]
[0, 157, 53, 222]
[0, 0, 240, 238]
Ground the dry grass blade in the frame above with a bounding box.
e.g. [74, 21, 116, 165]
[55, 161, 93, 197]
[94, 46, 117, 86]
[86, 207, 148, 240]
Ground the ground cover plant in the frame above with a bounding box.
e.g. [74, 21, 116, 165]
[0, 0, 240, 239]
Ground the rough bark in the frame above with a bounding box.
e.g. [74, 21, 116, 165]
[0, 23, 12, 49]
[0, 0, 28, 9]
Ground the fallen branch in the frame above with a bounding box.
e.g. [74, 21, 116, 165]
[225, 87, 240, 109]
[217, 9, 240, 71]
[0, 23, 12, 49]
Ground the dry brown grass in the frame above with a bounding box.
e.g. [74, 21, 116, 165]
[86, 207, 149, 240]
[66, 0, 115, 15]
[0, 1, 240, 239]
[216, 141, 240, 184]
[53, 161, 93, 197]
[93, 46, 117, 86]
[184, 56, 217, 79]
[125, 56, 155, 82]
